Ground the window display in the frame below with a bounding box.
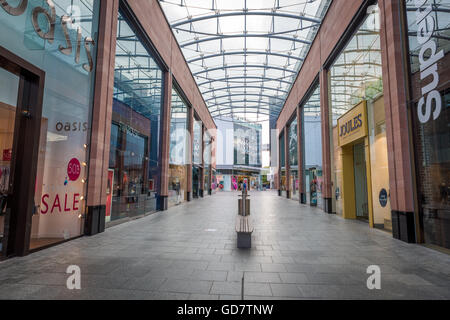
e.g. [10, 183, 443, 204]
[0, 0, 100, 250]
[107, 12, 163, 223]
[405, 0, 450, 248]
[169, 88, 189, 206]
[204, 131, 211, 194]
[328, 3, 389, 229]
[301, 85, 322, 207]
[279, 131, 286, 197]
[289, 118, 299, 201]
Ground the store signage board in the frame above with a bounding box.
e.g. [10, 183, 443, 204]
[337, 101, 368, 147]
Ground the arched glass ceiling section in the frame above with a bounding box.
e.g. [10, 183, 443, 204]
[159, 0, 331, 123]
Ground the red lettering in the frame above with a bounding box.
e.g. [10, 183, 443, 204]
[41, 194, 49, 214]
[51, 194, 61, 214]
[64, 194, 70, 212]
[73, 193, 80, 211]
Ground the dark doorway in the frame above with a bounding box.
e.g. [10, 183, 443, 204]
[0, 46, 44, 258]
[353, 142, 369, 221]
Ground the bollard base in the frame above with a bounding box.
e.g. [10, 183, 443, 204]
[237, 232, 252, 249]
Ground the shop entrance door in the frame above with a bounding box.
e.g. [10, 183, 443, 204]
[192, 166, 200, 198]
[0, 47, 44, 258]
[0, 67, 19, 257]
[353, 143, 369, 220]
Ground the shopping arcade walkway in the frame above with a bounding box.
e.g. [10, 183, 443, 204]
[0, 191, 449, 300]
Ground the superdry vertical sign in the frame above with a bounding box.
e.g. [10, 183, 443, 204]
[414, 0, 444, 124]
[338, 101, 368, 147]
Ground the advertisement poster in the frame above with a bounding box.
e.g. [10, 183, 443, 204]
[105, 169, 114, 222]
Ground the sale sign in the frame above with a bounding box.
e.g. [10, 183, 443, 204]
[67, 158, 81, 181]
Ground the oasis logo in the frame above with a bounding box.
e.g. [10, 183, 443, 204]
[340, 113, 363, 137]
[414, 0, 444, 124]
[0, 0, 95, 72]
[56, 121, 88, 132]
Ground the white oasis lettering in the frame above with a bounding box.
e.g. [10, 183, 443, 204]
[0, 0, 95, 72]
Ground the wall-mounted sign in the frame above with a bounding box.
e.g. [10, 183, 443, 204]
[379, 188, 388, 207]
[413, 1, 444, 124]
[337, 101, 368, 147]
[67, 158, 81, 181]
[0, 0, 95, 72]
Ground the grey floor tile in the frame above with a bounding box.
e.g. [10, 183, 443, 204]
[270, 283, 303, 298]
[1, 191, 449, 300]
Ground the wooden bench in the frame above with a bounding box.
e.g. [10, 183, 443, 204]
[236, 215, 254, 248]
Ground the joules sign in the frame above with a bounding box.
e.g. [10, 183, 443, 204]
[414, 0, 444, 124]
[0, 0, 95, 72]
[338, 101, 368, 147]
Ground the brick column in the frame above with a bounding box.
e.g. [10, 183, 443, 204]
[319, 69, 333, 213]
[159, 71, 173, 210]
[186, 106, 193, 201]
[86, 0, 119, 235]
[296, 106, 306, 203]
[284, 126, 290, 198]
[379, 0, 416, 241]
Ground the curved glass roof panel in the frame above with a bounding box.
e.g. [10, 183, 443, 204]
[159, 0, 331, 124]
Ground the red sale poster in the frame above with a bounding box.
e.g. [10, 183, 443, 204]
[3, 149, 12, 161]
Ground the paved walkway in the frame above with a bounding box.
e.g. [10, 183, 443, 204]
[0, 191, 449, 300]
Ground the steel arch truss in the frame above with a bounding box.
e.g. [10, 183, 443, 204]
[159, 0, 332, 122]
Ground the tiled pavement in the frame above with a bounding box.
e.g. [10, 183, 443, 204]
[0, 191, 449, 300]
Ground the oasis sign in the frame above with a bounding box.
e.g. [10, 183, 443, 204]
[414, 0, 444, 124]
[338, 101, 368, 147]
[0, 0, 95, 72]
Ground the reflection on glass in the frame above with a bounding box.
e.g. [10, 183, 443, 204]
[280, 131, 286, 197]
[302, 85, 322, 207]
[0, 0, 100, 249]
[233, 121, 262, 167]
[204, 131, 211, 194]
[108, 12, 163, 223]
[169, 88, 188, 207]
[192, 119, 202, 198]
[289, 118, 299, 201]
[329, 5, 388, 225]
[406, 0, 450, 248]
[0, 68, 19, 255]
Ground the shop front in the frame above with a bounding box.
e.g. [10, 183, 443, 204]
[106, 11, 163, 224]
[192, 118, 202, 198]
[335, 102, 372, 223]
[405, 0, 450, 249]
[288, 118, 300, 201]
[0, 0, 100, 257]
[168, 88, 189, 207]
[279, 131, 286, 197]
[328, 3, 392, 231]
[301, 85, 323, 207]
[204, 131, 212, 195]
[212, 169, 218, 194]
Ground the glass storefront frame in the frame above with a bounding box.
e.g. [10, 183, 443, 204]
[168, 86, 189, 207]
[288, 117, 299, 201]
[107, 9, 164, 224]
[404, 0, 450, 249]
[301, 84, 322, 207]
[0, 0, 101, 253]
[327, 2, 391, 231]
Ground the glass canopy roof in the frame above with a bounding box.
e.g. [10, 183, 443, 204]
[159, 0, 331, 123]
